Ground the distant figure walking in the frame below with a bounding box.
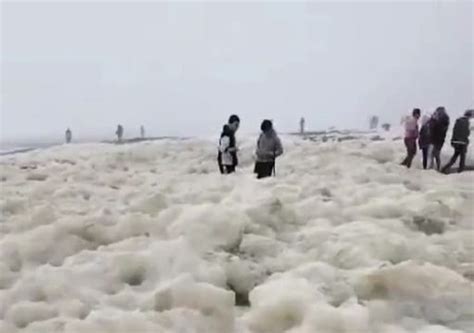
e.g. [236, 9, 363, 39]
[401, 108, 421, 168]
[65, 128, 72, 144]
[300, 117, 305, 134]
[217, 115, 240, 174]
[369, 116, 379, 130]
[418, 115, 431, 169]
[429, 106, 450, 170]
[116, 124, 124, 143]
[442, 110, 473, 174]
[140, 125, 145, 139]
[254, 120, 283, 179]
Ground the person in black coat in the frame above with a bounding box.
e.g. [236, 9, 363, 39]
[418, 116, 431, 169]
[429, 107, 450, 170]
[442, 110, 472, 173]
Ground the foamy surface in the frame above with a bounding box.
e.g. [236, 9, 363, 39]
[0, 136, 473, 333]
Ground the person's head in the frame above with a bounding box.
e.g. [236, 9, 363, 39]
[412, 108, 421, 119]
[435, 106, 447, 118]
[464, 110, 473, 118]
[228, 115, 240, 132]
[260, 119, 273, 133]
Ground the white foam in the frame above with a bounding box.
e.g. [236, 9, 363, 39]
[0, 135, 473, 332]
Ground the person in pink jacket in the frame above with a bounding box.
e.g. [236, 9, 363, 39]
[401, 108, 421, 168]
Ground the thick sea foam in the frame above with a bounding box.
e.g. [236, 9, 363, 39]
[0, 135, 473, 332]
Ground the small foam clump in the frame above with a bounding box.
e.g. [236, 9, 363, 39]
[6, 301, 58, 328]
[154, 274, 235, 331]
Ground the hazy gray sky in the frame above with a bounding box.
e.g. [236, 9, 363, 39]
[1, 1, 473, 141]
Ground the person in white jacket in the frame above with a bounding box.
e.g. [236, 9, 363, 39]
[254, 120, 283, 179]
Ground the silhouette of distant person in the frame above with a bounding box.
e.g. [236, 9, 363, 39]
[300, 117, 305, 134]
[116, 124, 124, 142]
[65, 128, 72, 143]
[370, 116, 379, 130]
[140, 125, 145, 139]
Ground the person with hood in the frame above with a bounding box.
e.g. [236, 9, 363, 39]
[401, 108, 421, 168]
[418, 115, 431, 169]
[429, 106, 450, 170]
[442, 110, 473, 173]
[217, 115, 240, 174]
[218, 124, 238, 174]
[254, 120, 283, 179]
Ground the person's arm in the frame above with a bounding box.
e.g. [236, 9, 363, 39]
[219, 136, 230, 153]
[274, 136, 283, 157]
[462, 118, 471, 141]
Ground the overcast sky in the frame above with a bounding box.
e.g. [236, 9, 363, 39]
[1, 1, 473, 142]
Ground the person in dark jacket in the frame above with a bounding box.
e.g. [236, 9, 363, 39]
[254, 120, 283, 179]
[217, 115, 240, 174]
[418, 115, 431, 169]
[442, 110, 472, 173]
[429, 106, 450, 170]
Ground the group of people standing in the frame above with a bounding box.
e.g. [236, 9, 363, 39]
[217, 115, 284, 179]
[402, 107, 473, 173]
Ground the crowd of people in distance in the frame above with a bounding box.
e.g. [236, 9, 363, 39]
[63, 108, 472, 179]
[402, 107, 473, 173]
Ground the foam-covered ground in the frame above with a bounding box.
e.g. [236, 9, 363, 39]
[0, 136, 473, 333]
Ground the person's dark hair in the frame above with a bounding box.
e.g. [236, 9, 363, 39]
[228, 115, 240, 124]
[412, 108, 421, 117]
[221, 124, 232, 137]
[465, 110, 473, 118]
[260, 119, 273, 132]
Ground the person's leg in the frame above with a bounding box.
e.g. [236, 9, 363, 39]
[217, 153, 225, 174]
[422, 147, 428, 169]
[255, 162, 264, 179]
[401, 139, 410, 166]
[428, 145, 434, 169]
[225, 165, 235, 174]
[406, 139, 416, 168]
[442, 147, 460, 173]
[433, 146, 441, 171]
[264, 162, 274, 178]
[257, 162, 273, 179]
[458, 146, 467, 173]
